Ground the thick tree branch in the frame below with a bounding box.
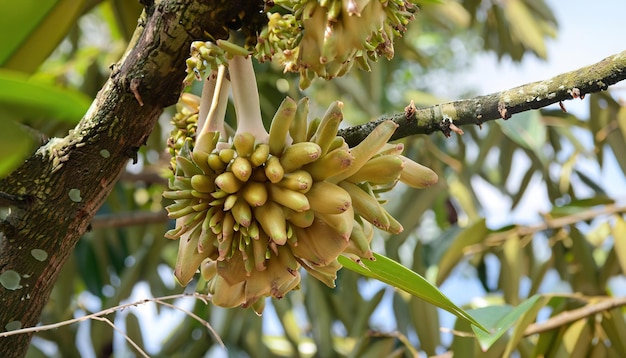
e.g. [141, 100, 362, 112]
[339, 50, 626, 147]
[0, 1, 263, 356]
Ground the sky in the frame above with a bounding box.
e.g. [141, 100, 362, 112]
[467, 1, 626, 100]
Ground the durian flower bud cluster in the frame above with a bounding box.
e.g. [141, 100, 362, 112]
[167, 93, 201, 171]
[257, 0, 419, 88]
[164, 55, 437, 312]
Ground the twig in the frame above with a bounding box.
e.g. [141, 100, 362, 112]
[91, 316, 150, 358]
[465, 204, 626, 254]
[524, 296, 626, 336]
[153, 296, 224, 348]
[90, 210, 170, 229]
[0, 292, 223, 348]
[338, 50, 626, 146]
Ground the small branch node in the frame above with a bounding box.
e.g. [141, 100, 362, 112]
[440, 116, 464, 138]
[498, 101, 511, 120]
[476, 114, 483, 129]
[130, 78, 144, 106]
[404, 100, 416, 120]
[568, 87, 585, 100]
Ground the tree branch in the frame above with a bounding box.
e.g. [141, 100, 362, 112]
[338, 50, 626, 147]
[523, 296, 626, 336]
[0, 1, 263, 356]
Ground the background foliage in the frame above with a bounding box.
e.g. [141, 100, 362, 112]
[1, 0, 625, 357]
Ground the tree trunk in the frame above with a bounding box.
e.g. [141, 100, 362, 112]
[0, 1, 259, 356]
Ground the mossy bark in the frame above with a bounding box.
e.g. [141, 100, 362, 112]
[0, 1, 261, 356]
[339, 51, 626, 147]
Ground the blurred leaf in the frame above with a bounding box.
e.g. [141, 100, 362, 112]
[470, 294, 542, 351]
[574, 169, 607, 195]
[436, 218, 488, 285]
[0, 0, 87, 73]
[569, 227, 600, 294]
[618, 104, 626, 141]
[497, 110, 546, 160]
[606, 129, 626, 177]
[612, 217, 626, 275]
[510, 162, 536, 210]
[304, 277, 336, 357]
[74, 238, 104, 297]
[504, 0, 548, 58]
[125, 312, 146, 354]
[410, 295, 440, 355]
[500, 235, 522, 305]
[0, 120, 35, 178]
[551, 318, 591, 358]
[0, 69, 91, 122]
[339, 253, 487, 331]
[502, 295, 549, 356]
[549, 196, 615, 217]
[449, 177, 480, 221]
[349, 334, 401, 358]
[108, 0, 144, 41]
[601, 308, 626, 356]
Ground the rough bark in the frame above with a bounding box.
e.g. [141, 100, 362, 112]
[0, 1, 261, 356]
[339, 50, 626, 147]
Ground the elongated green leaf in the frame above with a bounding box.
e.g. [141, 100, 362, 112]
[0, 0, 87, 73]
[470, 295, 542, 351]
[502, 295, 549, 356]
[0, 69, 91, 122]
[0, 120, 35, 178]
[338, 253, 487, 331]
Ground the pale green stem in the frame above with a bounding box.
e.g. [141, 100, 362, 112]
[198, 65, 230, 141]
[197, 69, 217, 133]
[228, 55, 269, 142]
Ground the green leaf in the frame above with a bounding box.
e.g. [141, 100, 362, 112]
[502, 295, 549, 356]
[0, 120, 35, 178]
[470, 294, 543, 351]
[0, 69, 91, 122]
[0, 0, 87, 73]
[550, 196, 614, 217]
[338, 253, 488, 332]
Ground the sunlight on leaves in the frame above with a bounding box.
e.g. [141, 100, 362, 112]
[0, 120, 34, 178]
[0, 0, 87, 73]
[0, 69, 91, 123]
[470, 294, 543, 351]
[339, 253, 488, 332]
